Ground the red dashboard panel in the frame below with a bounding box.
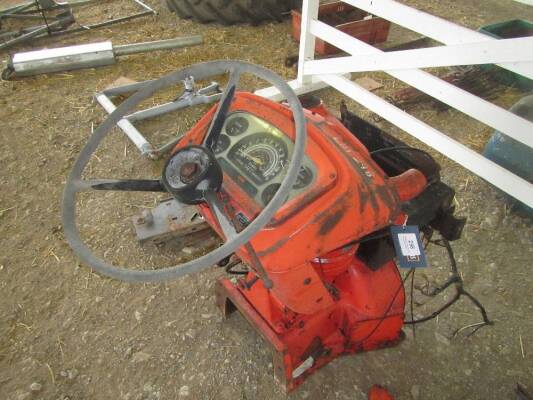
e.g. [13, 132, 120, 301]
[177, 92, 337, 226]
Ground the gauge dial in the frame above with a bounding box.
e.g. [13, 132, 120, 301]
[225, 116, 249, 136]
[294, 165, 314, 189]
[262, 183, 281, 206]
[213, 134, 230, 154]
[228, 132, 289, 185]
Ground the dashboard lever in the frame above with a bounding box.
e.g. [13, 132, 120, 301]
[204, 188, 274, 289]
[203, 189, 238, 240]
[243, 242, 273, 289]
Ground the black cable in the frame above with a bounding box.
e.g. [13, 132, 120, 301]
[34, 0, 52, 35]
[225, 259, 248, 275]
[410, 268, 416, 339]
[405, 289, 461, 325]
[404, 237, 493, 336]
[369, 146, 436, 162]
[356, 269, 414, 346]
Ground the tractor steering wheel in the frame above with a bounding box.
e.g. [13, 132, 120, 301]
[62, 61, 306, 282]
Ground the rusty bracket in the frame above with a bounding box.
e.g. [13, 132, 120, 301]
[131, 198, 213, 246]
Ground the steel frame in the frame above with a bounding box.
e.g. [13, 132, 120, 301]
[0, 0, 156, 51]
[256, 0, 533, 207]
[95, 78, 221, 158]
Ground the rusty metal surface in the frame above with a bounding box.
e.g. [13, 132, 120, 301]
[131, 198, 212, 245]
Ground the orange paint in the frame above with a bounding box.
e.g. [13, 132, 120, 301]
[178, 93, 426, 391]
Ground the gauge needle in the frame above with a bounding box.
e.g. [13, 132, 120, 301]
[245, 154, 264, 166]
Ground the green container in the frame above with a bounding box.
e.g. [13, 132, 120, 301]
[478, 19, 533, 90]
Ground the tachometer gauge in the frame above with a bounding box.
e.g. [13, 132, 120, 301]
[213, 134, 230, 154]
[225, 116, 249, 136]
[228, 132, 289, 185]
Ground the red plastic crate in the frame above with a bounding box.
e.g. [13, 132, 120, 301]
[291, 1, 391, 55]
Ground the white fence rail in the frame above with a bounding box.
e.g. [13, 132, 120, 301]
[258, 0, 533, 207]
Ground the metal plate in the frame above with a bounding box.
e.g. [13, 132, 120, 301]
[131, 198, 212, 245]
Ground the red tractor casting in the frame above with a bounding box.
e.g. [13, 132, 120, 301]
[63, 61, 466, 391]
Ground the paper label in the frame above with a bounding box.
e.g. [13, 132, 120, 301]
[398, 233, 421, 257]
[390, 225, 427, 268]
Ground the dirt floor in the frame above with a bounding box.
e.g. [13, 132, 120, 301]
[1, 0, 533, 399]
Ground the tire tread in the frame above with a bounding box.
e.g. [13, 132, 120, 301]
[165, 0, 300, 25]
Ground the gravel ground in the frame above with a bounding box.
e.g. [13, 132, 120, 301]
[0, 1, 532, 399]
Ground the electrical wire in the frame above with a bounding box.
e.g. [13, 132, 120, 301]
[369, 146, 436, 162]
[355, 269, 414, 346]
[224, 219, 491, 340]
[410, 268, 416, 339]
[404, 237, 493, 337]
[408, 233, 429, 340]
[225, 259, 248, 275]
[351, 232, 491, 345]
[34, 0, 52, 35]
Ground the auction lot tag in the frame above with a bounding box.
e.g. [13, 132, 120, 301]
[390, 225, 427, 268]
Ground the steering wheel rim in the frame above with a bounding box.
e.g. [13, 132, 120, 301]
[62, 60, 307, 282]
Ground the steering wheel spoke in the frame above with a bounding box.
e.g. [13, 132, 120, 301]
[62, 61, 306, 282]
[73, 179, 165, 193]
[203, 67, 241, 149]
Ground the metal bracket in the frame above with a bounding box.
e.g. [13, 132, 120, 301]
[131, 198, 213, 246]
[95, 76, 222, 159]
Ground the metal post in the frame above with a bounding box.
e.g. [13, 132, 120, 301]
[258, 0, 533, 206]
[307, 20, 533, 148]
[342, 0, 532, 78]
[297, 0, 319, 85]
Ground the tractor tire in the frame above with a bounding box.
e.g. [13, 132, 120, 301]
[165, 0, 301, 25]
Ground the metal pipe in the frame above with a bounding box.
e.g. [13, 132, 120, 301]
[114, 36, 203, 57]
[1, 13, 58, 20]
[7, 36, 203, 78]
[38, 10, 153, 40]
[132, 0, 155, 13]
[125, 93, 221, 122]
[9, 42, 115, 76]
[60, 0, 95, 7]
[103, 80, 156, 96]
[0, 24, 47, 39]
[95, 93, 153, 155]
[124, 82, 220, 122]
[0, 12, 74, 51]
[0, 0, 89, 17]
[1, 0, 155, 48]
[0, 2, 35, 16]
[95, 78, 220, 159]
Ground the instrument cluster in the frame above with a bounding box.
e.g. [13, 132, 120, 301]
[213, 112, 316, 206]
